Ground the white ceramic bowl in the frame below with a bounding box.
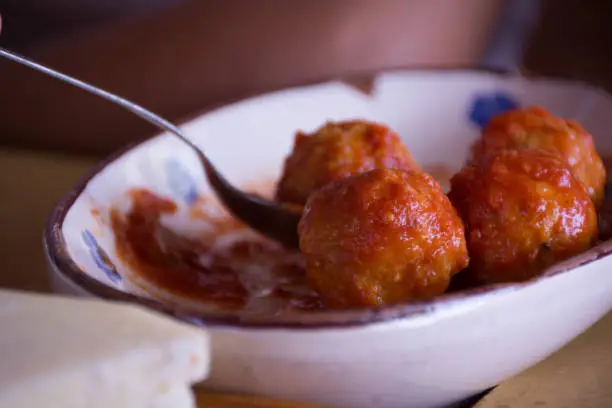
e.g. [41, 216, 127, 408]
[45, 70, 612, 408]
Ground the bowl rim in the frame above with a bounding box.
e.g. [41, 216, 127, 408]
[44, 66, 612, 330]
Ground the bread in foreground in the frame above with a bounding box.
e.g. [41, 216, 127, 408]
[0, 289, 210, 408]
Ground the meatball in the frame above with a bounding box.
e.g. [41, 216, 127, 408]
[449, 148, 598, 284]
[298, 168, 469, 308]
[470, 106, 606, 207]
[276, 120, 420, 205]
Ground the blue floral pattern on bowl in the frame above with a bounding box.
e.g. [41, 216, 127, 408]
[469, 92, 520, 129]
[165, 159, 198, 204]
[81, 229, 121, 283]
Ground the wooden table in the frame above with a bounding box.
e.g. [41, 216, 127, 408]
[2, 147, 611, 408]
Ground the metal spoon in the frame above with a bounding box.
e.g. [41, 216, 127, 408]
[0, 47, 301, 249]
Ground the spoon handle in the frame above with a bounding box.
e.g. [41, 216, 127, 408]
[0, 46, 302, 248]
[0, 47, 187, 141]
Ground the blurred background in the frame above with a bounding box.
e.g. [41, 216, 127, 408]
[0, 0, 608, 156]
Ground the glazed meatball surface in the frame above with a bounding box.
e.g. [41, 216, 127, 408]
[276, 120, 420, 205]
[470, 106, 606, 207]
[298, 168, 469, 309]
[449, 149, 598, 284]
